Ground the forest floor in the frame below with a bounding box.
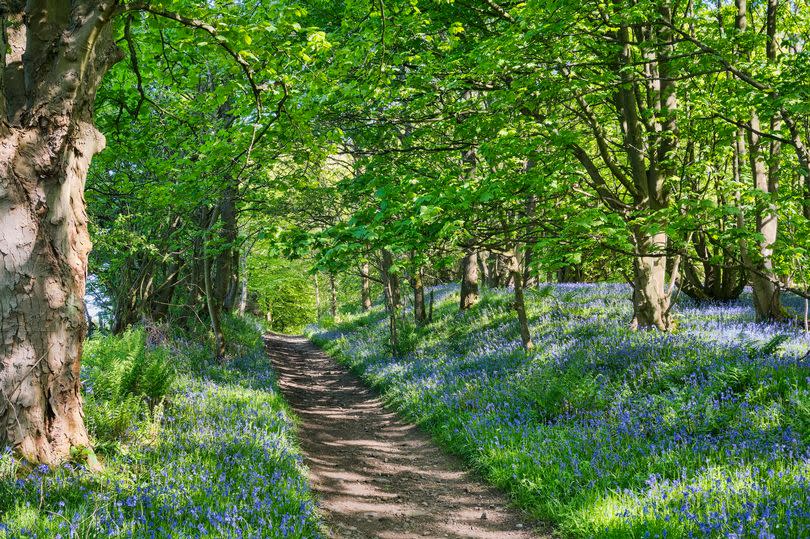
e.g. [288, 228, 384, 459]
[265, 333, 544, 539]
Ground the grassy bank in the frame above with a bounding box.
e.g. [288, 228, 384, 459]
[310, 284, 810, 538]
[0, 316, 322, 538]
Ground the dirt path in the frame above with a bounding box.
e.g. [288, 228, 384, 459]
[266, 333, 547, 539]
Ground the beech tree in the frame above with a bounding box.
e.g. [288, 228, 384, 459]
[0, 0, 300, 465]
[13, 0, 810, 471]
[0, 1, 129, 466]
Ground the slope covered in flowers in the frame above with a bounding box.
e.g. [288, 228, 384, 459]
[310, 284, 810, 538]
[0, 320, 322, 538]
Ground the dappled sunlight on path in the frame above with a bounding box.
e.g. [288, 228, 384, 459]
[266, 333, 545, 539]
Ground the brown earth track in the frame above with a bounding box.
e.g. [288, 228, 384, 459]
[266, 333, 550, 539]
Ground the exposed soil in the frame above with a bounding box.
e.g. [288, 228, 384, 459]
[266, 333, 549, 539]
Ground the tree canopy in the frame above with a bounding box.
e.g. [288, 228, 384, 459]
[3, 0, 810, 465]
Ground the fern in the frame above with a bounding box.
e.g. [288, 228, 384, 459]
[760, 334, 790, 356]
[82, 328, 175, 449]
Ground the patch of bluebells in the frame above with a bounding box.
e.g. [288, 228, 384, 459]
[312, 283, 810, 538]
[0, 345, 322, 538]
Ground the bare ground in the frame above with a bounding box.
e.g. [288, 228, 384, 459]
[266, 333, 549, 539]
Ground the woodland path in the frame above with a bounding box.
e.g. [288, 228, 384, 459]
[265, 333, 547, 539]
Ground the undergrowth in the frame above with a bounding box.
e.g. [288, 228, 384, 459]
[0, 315, 321, 538]
[311, 284, 810, 538]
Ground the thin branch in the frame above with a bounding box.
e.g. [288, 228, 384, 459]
[482, 0, 515, 22]
[124, 16, 145, 117]
[126, 3, 262, 108]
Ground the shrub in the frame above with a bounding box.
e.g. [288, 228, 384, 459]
[392, 319, 420, 357]
[520, 367, 609, 420]
[221, 313, 264, 356]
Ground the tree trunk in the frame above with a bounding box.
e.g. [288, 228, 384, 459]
[185, 209, 206, 329]
[203, 210, 226, 363]
[383, 272, 399, 355]
[412, 267, 426, 326]
[203, 251, 226, 362]
[380, 250, 401, 354]
[523, 191, 538, 288]
[617, 10, 677, 331]
[85, 303, 97, 338]
[522, 247, 537, 289]
[150, 215, 183, 322]
[495, 253, 510, 287]
[150, 258, 181, 322]
[630, 229, 672, 330]
[314, 273, 321, 320]
[507, 254, 533, 350]
[329, 273, 338, 319]
[459, 249, 480, 310]
[112, 257, 144, 334]
[557, 265, 583, 283]
[216, 185, 239, 314]
[745, 120, 783, 321]
[478, 251, 491, 287]
[381, 250, 400, 310]
[0, 3, 121, 466]
[735, 0, 784, 321]
[681, 232, 745, 302]
[386, 296, 399, 356]
[361, 262, 372, 311]
[237, 248, 249, 316]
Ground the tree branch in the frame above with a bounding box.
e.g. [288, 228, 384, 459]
[126, 3, 262, 109]
[123, 16, 145, 117]
[482, 0, 515, 22]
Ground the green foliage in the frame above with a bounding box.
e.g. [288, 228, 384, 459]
[520, 367, 609, 421]
[0, 450, 17, 483]
[246, 255, 317, 332]
[222, 314, 265, 355]
[391, 318, 420, 358]
[0, 318, 320, 537]
[311, 285, 810, 537]
[83, 329, 175, 404]
[81, 328, 175, 450]
[754, 334, 792, 357]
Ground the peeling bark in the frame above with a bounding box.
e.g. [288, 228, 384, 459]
[0, 2, 121, 465]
